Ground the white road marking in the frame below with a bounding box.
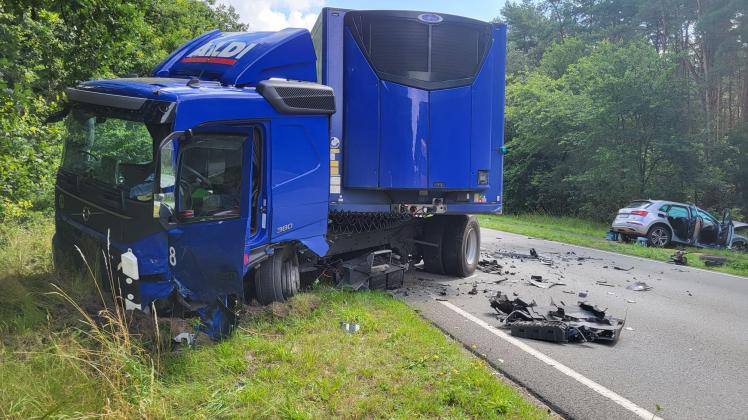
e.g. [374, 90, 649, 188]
[439, 300, 662, 420]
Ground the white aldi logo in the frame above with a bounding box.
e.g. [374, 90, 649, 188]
[181, 40, 256, 65]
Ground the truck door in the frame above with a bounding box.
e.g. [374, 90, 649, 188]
[156, 127, 254, 308]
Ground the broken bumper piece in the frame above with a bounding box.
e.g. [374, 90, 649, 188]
[489, 291, 625, 344]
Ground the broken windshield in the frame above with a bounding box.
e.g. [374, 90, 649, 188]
[60, 109, 168, 196]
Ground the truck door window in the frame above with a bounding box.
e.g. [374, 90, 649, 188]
[178, 135, 244, 220]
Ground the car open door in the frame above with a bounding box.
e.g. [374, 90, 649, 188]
[719, 209, 735, 248]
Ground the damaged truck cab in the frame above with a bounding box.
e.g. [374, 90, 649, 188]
[53, 9, 507, 339]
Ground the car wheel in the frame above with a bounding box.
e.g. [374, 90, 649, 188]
[647, 225, 671, 247]
[619, 234, 633, 244]
[733, 241, 747, 252]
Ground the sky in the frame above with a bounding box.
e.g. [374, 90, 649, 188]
[215, 0, 507, 32]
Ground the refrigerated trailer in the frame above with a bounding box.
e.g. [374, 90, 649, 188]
[51, 8, 507, 338]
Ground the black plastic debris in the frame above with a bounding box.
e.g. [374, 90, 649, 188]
[626, 281, 652, 291]
[613, 266, 634, 271]
[478, 255, 504, 274]
[670, 250, 688, 266]
[699, 255, 727, 267]
[489, 291, 625, 344]
[468, 282, 479, 295]
[489, 291, 536, 316]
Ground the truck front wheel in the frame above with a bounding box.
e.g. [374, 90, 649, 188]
[442, 215, 480, 277]
[255, 246, 300, 305]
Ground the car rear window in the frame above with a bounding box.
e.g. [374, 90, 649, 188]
[625, 200, 651, 209]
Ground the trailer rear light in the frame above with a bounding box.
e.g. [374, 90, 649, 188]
[631, 210, 648, 217]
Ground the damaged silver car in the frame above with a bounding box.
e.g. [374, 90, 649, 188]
[611, 199, 747, 249]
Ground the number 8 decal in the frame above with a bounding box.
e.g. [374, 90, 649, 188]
[169, 246, 177, 266]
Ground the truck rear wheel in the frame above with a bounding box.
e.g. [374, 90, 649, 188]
[442, 215, 480, 277]
[255, 246, 299, 305]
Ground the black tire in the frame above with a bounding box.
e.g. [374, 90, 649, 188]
[421, 217, 446, 274]
[442, 215, 481, 277]
[255, 246, 299, 305]
[619, 233, 633, 244]
[647, 225, 671, 247]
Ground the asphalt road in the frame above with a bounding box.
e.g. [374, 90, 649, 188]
[399, 228, 748, 420]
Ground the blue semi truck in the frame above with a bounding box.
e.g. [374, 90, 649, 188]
[51, 8, 507, 338]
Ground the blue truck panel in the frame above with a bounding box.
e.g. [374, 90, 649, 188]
[342, 27, 380, 189]
[429, 86, 472, 189]
[315, 8, 505, 210]
[268, 117, 330, 256]
[379, 81, 429, 189]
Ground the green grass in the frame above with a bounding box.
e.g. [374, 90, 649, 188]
[0, 216, 548, 419]
[478, 213, 748, 277]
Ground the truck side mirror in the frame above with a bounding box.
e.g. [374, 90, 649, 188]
[154, 132, 183, 219]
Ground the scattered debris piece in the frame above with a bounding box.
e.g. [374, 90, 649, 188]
[477, 256, 504, 274]
[625, 327, 635, 331]
[529, 278, 566, 289]
[595, 281, 615, 287]
[174, 332, 196, 346]
[489, 291, 536, 316]
[626, 281, 652, 291]
[669, 250, 688, 266]
[578, 291, 588, 298]
[340, 321, 360, 333]
[531, 275, 543, 281]
[606, 292, 616, 295]
[613, 266, 634, 271]
[686, 290, 693, 296]
[530, 248, 538, 258]
[699, 255, 726, 267]
[489, 291, 625, 344]
[468, 282, 479, 295]
[625, 299, 636, 304]
[562, 290, 576, 294]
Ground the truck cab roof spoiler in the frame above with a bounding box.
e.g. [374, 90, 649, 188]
[151, 28, 317, 87]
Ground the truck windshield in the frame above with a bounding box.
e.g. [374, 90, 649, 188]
[60, 109, 165, 197]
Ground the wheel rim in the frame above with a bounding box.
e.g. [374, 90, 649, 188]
[465, 227, 479, 266]
[650, 228, 668, 247]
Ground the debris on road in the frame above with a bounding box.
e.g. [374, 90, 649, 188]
[528, 276, 566, 289]
[699, 255, 727, 267]
[340, 321, 361, 333]
[488, 291, 625, 344]
[578, 291, 588, 298]
[613, 266, 634, 271]
[626, 281, 652, 291]
[595, 280, 615, 287]
[478, 255, 504, 274]
[669, 250, 688, 266]
[468, 282, 479, 295]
